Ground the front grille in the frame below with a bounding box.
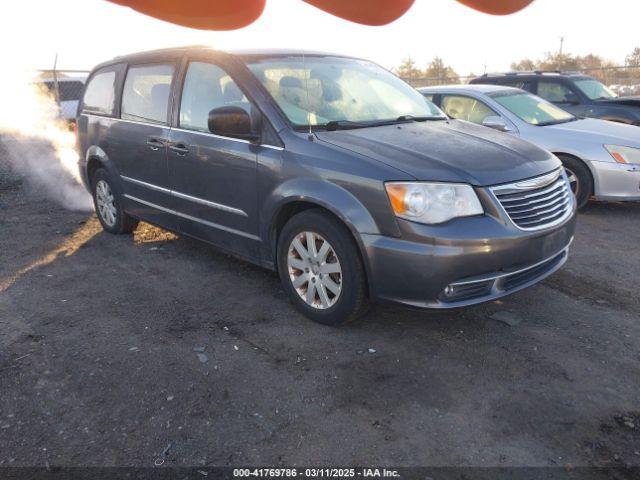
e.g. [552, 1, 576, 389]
[491, 169, 573, 231]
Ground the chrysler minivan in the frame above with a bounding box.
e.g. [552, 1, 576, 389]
[77, 47, 576, 325]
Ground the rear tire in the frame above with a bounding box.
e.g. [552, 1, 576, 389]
[277, 209, 369, 326]
[558, 155, 592, 210]
[91, 168, 138, 234]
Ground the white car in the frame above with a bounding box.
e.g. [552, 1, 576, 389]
[420, 84, 640, 208]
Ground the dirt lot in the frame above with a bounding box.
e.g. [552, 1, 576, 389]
[0, 151, 639, 473]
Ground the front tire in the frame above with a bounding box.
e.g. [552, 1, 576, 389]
[558, 155, 592, 210]
[92, 168, 138, 234]
[277, 209, 369, 326]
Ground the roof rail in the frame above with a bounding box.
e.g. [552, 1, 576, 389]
[482, 70, 567, 77]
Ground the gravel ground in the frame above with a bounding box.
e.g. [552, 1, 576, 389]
[0, 150, 639, 473]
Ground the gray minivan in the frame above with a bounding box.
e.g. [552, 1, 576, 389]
[77, 46, 577, 325]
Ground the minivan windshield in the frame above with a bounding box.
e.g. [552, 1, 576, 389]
[489, 91, 576, 126]
[573, 78, 617, 100]
[245, 56, 446, 128]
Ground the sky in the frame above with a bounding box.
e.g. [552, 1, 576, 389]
[4, 0, 640, 74]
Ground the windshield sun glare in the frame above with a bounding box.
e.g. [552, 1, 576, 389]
[246, 56, 445, 128]
[491, 92, 575, 126]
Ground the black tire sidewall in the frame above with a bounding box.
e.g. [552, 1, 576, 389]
[91, 169, 128, 234]
[277, 210, 367, 326]
[559, 155, 592, 210]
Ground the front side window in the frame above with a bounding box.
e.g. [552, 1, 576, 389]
[121, 64, 174, 124]
[246, 56, 444, 127]
[573, 78, 617, 100]
[82, 70, 116, 115]
[537, 81, 579, 103]
[490, 91, 575, 126]
[179, 62, 250, 133]
[441, 95, 496, 124]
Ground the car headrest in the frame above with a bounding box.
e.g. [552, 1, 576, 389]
[223, 82, 244, 103]
[322, 80, 342, 102]
[280, 76, 304, 89]
[151, 83, 170, 104]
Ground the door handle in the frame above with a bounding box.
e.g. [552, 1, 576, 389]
[169, 143, 190, 155]
[146, 137, 166, 151]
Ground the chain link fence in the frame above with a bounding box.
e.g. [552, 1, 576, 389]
[400, 66, 640, 96]
[34, 70, 90, 122]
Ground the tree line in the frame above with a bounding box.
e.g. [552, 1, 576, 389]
[396, 47, 640, 85]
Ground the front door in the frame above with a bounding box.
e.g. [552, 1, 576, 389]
[167, 60, 260, 259]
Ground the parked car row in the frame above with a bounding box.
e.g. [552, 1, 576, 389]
[76, 47, 636, 325]
[420, 84, 640, 208]
[469, 70, 640, 126]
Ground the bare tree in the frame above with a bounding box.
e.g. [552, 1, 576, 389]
[626, 47, 640, 68]
[395, 56, 422, 79]
[424, 57, 460, 84]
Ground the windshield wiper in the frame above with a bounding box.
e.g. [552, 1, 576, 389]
[323, 120, 371, 131]
[323, 115, 446, 131]
[537, 117, 579, 126]
[396, 114, 446, 122]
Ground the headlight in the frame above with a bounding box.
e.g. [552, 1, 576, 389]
[605, 145, 640, 165]
[385, 182, 483, 224]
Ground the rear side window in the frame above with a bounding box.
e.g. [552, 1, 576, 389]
[441, 95, 496, 124]
[82, 70, 116, 115]
[122, 64, 174, 124]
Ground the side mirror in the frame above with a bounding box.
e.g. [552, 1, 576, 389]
[482, 115, 511, 132]
[208, 106, 260, 142]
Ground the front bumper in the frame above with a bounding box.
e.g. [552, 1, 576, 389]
[361, 212, 577, 309]
[592, 160, 640, 201]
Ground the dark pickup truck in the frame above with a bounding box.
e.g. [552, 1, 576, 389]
[470, 71, 640, 126]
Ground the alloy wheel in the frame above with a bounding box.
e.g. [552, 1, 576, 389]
[287, 231, 342, 309]
[95, 179, 117, 227]
[564, 167, 579, 197]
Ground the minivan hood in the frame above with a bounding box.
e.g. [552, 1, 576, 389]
[315, 120, 560, 186]
[545, 118, 640, 147]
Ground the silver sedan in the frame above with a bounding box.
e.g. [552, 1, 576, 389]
[420, 84, 640, 208]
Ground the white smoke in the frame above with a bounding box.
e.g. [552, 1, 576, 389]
[0, 69, 92, 211]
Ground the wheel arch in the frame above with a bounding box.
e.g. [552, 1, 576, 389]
[263, 179, 382, 294]
[84, 146, 124, 195]
[270, 200, 373, 298]
[552, 151, 596, 195]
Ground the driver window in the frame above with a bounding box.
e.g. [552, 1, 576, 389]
[180, 62, 251, 133]
[441, 95, 496, 125]
[537, 81, 578, 104]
